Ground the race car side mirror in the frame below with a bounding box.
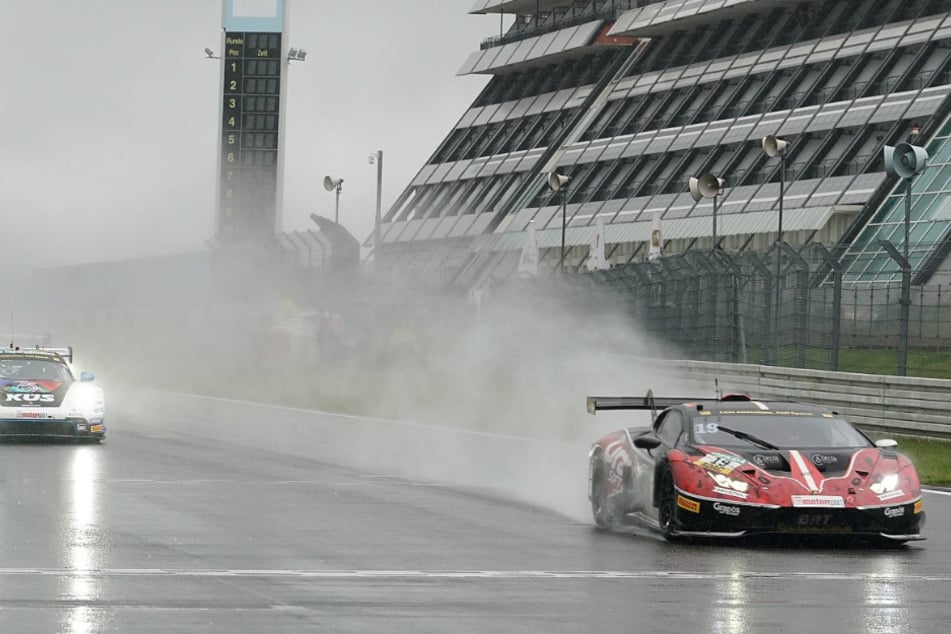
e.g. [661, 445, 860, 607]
[634, 436, 662, 450]
[80, 371, 95, 382]
[875, 438, 898, 448]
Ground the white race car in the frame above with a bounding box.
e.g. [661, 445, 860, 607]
[0, 347, 105, 442]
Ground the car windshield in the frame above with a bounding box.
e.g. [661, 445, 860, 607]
[691, 414, 871, 449]
[0, 358, 72, 382]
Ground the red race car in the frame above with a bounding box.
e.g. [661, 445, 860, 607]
[587, 391, 924, 543]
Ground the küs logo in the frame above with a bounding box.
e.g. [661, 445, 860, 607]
[4, 394, 55, 403]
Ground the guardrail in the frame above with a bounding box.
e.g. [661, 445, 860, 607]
[662, 359, 951, 439]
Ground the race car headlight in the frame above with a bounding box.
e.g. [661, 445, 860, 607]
[67, 387, 104, 413]
[870, 473, 899, 495]
[709, 472, 750, 493]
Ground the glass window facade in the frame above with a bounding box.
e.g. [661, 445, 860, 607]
[840, 116, 951, 285]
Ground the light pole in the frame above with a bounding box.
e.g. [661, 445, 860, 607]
[369, 150, 383, 267]
[688, 172, 725, 249]
[548, 171, 571, 272]
[323, 176, 343, 224]
[882, 141, 929, 376]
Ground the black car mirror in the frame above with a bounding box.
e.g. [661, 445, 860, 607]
[634, 436, 662, 450]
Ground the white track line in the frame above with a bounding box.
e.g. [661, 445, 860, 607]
[0, 569, 948, 581]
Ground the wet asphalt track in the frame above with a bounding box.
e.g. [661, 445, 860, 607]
[0, 390, 949, 633]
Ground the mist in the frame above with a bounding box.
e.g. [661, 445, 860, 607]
[2, 2, 689, 526]
[26, 261, 692, 524]
[1, 1, 500, 267]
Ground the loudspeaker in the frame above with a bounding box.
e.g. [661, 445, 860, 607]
[884, 143, 929, 180]
[762, 135, 789, 158]
[323, 176, 343, 191]
[548, 172, 570, 192]
[688, 173, 724, 202]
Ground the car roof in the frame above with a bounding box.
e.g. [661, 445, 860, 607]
[0, 349, 67, 362]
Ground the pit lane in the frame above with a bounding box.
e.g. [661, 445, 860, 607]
[0, 389, 947, 633]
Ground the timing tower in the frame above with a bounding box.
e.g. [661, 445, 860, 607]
[216, 0, 288, 245]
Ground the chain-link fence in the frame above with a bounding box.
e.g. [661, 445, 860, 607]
[581, 243, 951, 377]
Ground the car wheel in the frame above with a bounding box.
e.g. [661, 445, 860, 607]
[590, 456, 617, 529]
[658, 468, 678, 541]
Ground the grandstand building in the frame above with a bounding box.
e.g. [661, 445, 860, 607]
[374, 0, 951, 289]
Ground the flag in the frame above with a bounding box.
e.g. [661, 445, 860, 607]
[648, 212, 664, 262]
[517, 221, 539, 277]
[585, 217, 609, 271]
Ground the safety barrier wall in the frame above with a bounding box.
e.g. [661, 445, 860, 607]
[662, 358, 951, 439]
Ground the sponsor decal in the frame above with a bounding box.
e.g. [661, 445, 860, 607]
[0, 380, 61, 393]
[914, 500, 923, 514]
[713, 486, 748, 500]
[877, 490, 905, 501]
[883, 506, 905, 518]
[4, 393, 55, 403]
[713, 502, 740, 516]
[90, 424, 104, 433]
[695, 452, 746, 475]
[717, 410, 812, 417]
[791, 495, 845, 508]
[75, 422, 88, 432]
[677, 495, 701, 514]
[812, 454, 838, 466]
[15, 411, 46, 419]
[777, 513, 854, 534]
[752, 453, 784, 468]
[8, 381, 40, 393]
[797, 514, 834, 527]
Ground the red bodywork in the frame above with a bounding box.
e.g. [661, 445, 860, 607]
[668, 446, 921, 509]
[592, 433, 923, 512]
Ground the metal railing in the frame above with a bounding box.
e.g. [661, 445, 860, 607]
[479, 0, 646, 50]
[662, 357, 951, 439]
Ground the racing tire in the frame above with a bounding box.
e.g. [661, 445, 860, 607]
[657, 467, 678, 541]
[590, 455, 617, 529]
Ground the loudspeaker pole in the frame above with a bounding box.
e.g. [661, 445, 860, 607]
[882, 140, 928, 376]
[775, 154, 785, 365]
[547, 171, 571, 274]
[560, 191, 567, 273]
[712, 195, 717, 249]
[898, 178, 912, 376]
[334, 187, 341, 224]
[778, 152, 785, 243]
[689, 172, 723, 251]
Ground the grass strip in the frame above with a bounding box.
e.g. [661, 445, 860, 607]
[890, 436, 951, 488]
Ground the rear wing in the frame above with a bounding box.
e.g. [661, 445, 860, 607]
[587, 390, 750, 419]
[43, 347, 74, 363]
[587, 390, 698, 415]
[587, 389, 719, 420]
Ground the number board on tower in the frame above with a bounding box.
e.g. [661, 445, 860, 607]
[219, 31, 282, 243]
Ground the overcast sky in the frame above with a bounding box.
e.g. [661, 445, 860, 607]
[0, 1, 505, 266]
